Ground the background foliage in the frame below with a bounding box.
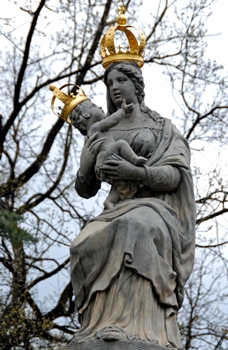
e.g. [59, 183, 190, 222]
[0, 0, 227, 349]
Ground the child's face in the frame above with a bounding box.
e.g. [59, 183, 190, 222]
[80, 101, 104, 121]
[71, 100, 104, 135]
[72, 101, 91, 135]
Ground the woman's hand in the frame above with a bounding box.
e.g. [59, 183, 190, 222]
[80, 132, 105, 174]
[99, 154, 146, 182]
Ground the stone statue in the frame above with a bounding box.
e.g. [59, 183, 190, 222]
[68, 60, 196, 350]
[70, 98, 146, 209]
[47, 7, 196, 350]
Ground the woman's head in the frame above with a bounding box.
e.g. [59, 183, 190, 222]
[104, 61, 145, 114]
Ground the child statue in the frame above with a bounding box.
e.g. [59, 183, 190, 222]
[69, 98, 147, 209]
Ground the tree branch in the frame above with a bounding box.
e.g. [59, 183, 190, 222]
[45, 282, 73, 320]
[196, 208, 228, 225]
[0, 118, 64, 198]
[74, 0, 112, 86]
[27, 257, 70, 290]
[17, 125, 72, 214]
[0, 0, 46, 157]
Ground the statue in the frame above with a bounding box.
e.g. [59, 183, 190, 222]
[70, 98, 146, 209]
[69, 60, 195, 350]
[50, 6, 195, 350]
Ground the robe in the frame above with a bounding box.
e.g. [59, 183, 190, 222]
[70, 116, 195, 349]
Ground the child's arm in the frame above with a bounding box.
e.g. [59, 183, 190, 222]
[90, 100, 134, 135]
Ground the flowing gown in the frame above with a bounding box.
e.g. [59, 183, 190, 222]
[70, 114, 196, 349]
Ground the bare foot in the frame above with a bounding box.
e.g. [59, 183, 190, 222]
[135, 156, 147, 166]
[104, 200, 115, 210]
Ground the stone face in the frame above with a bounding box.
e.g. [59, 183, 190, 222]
[69, 61, 195, 350]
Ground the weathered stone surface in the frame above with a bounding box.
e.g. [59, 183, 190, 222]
[60, 338, 171, 350]
[69, 60, 195, 350]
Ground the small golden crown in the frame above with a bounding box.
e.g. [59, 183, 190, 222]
[100, 5, 146, 68]
[49, 83, 90, 124]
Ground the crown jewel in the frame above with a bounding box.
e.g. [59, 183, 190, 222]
[49, 83, 90, 124]
[100, 5, 146, 68]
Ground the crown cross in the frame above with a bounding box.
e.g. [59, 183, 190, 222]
[118, 4, 126, 15]
[70, 92, 77, 98]
[117, 45, 123, 53]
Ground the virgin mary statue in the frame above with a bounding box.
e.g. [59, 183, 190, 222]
[68, 59, 196, 350]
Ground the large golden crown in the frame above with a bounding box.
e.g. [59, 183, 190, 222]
[49, 83, 90, 124]
[100, 5, 146, 68]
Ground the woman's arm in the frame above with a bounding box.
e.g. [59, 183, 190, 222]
[99, 156, 181, 192]
[75, 133, 104, 198]
[143, 165, 181, 192]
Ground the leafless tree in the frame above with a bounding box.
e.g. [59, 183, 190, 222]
[0, 0, 227, 348]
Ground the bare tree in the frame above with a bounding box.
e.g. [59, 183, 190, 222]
[179, 247, 228, 349]
[0, 0, 227, 349]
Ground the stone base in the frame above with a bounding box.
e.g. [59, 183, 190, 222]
[59, 338, 173, 350]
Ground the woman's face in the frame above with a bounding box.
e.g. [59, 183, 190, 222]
[107, 69, 138, 107]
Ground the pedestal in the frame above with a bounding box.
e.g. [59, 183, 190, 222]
[60, 338, 173, 350]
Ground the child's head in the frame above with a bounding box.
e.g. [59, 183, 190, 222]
[70, 100, 104, 135]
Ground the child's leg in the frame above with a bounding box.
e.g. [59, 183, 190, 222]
[104, 187, 120, 209]
[107, 140, 147, 166]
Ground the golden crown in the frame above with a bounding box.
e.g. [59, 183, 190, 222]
[100, 5, 146, 68]
[49, 83, 90, 124]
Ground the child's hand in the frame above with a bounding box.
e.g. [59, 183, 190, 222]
[121, 99, 135, 114]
